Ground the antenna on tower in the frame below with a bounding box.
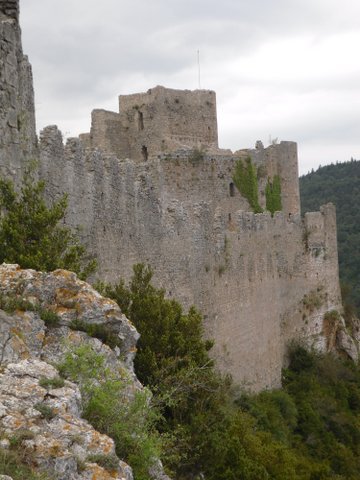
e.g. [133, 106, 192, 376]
[197, 49, 201, 89]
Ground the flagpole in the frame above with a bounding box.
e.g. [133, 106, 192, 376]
[197, 49, 201, 89]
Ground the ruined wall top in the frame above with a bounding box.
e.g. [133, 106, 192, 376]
[0, 0, 19, 21]
[119, 85, 218, 151]
[89, 85, 219, 161]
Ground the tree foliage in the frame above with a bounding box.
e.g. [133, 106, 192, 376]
[98, 264, 230, 477]
[58, 344, 161, 480]
[300, 159, 360, 315]
[0, 169, 96, 279]
[98, 266, 360, 479]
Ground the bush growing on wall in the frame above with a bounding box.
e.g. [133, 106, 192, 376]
[265, 175, 282, 215]
[232, 157, 262, 213]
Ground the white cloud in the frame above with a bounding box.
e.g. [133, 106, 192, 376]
[20, 0, 360, 171]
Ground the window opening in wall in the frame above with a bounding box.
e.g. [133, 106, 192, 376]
[141, 145, 148, 161]
[229, 182, 235, 197]
[137, 111, 144, 131]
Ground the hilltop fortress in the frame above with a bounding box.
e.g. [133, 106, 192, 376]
[1, 0, 354, 391]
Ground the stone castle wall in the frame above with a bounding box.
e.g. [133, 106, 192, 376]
[0, 4, 343, 390]
[38, 125, 342, 389]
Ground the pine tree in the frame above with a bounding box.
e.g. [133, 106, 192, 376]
[0, 169, 96, 279]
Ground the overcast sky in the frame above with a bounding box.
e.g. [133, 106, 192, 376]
[20, 0, 360, 174]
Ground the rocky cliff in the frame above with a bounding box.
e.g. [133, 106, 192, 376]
[0, 263, 146, 480]
[0, 0, 37, 180]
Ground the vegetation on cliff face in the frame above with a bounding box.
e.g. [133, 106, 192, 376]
[300, 159, 360, 315]
[0, 169, 96, 279]
[58, 344, 162, 480]
[97, 264, 230, 478]
[233, 157, 263, 213]
[0, 447, 53, 479]
[233, 158, 283, 215]
[265, 174, 282, 215]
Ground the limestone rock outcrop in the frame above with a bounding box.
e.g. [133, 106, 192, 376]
[0, 263, 139, 369]
[0, 359, 132, 480]
[0, 0, 37, 180]
[0, 263, 141, 480]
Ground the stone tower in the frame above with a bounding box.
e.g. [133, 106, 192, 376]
[89, 86, 218, 161]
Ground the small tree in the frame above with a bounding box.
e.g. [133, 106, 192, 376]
[0, 169, 96, 279]
[98, 264, 232, 477]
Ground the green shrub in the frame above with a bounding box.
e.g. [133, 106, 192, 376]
[9, 429, 35, 447]
[0, 167, 96, 279]
[57, 344, 105, 399]
[69, 318, 121, 349]
[232, 157, 262, 213]
[58, 344, 162, 480]
[265, 175, 282, 215]
[34, 403, 56, 420]
[302, 290, 323, 312]
[86, 453, 119, 471]
[38, 308, 61, 327]
[0, 447, 52, 479]
[39, 376, 65, 390]
[324, 310, 341, 324]
[0, 293, 35, 313]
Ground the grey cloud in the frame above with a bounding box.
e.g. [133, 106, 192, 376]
[20, 0, 360, 169]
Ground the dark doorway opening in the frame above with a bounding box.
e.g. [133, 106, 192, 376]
[141, 145, 148, 161]
[229, 182, 235, 197]
[137, 111, 144, 131]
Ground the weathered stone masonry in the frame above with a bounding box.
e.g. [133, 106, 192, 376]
[0, 0, 347, 391]
[37, 123, 342, 390]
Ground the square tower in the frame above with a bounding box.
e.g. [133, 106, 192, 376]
[118, 86, 218, 160]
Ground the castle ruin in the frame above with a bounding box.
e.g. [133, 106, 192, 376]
[0, 0, 351, 391]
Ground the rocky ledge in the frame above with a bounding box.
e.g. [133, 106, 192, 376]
[0, 264, 141, 480]
[0, 359, 132, 480]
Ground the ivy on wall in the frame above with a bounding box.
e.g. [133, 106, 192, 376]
[265, 175, 282, 215]
[232, 157, 262, 213]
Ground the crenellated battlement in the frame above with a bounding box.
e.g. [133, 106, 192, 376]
[33, 104, 341, 391]
[0, 2, 344, 391]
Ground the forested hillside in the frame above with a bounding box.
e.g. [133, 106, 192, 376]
[300, 159, 360, 315]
